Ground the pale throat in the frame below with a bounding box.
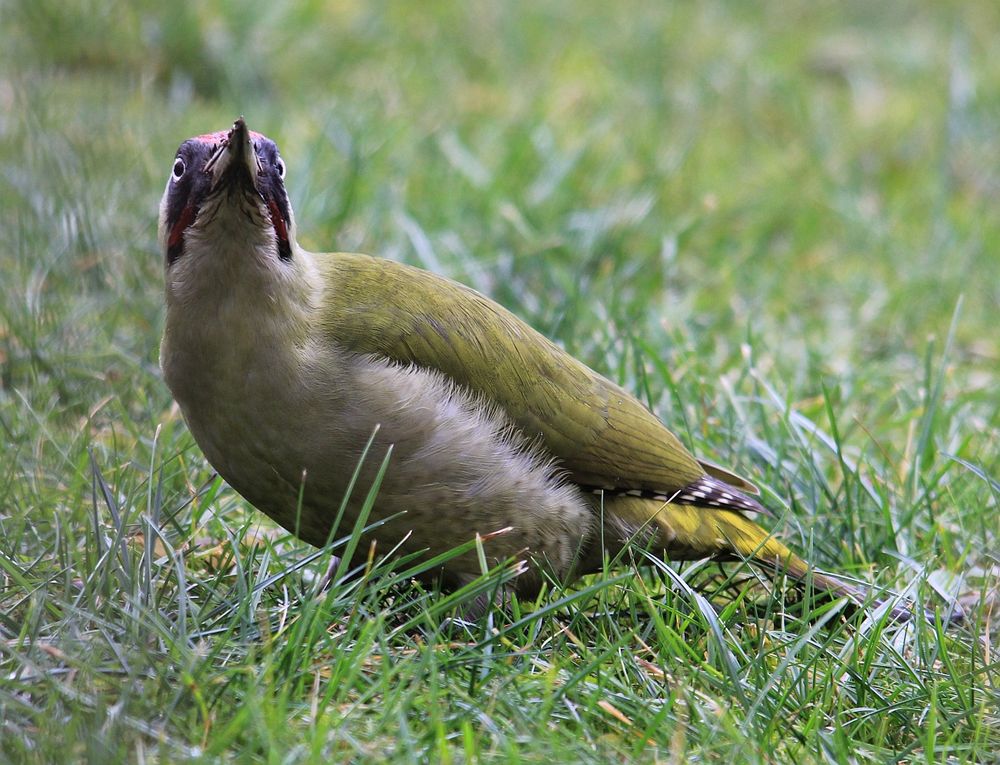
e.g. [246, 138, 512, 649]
[166, 222, 315, 365]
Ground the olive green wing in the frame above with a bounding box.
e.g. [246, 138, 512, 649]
[317, 252, 719, 494]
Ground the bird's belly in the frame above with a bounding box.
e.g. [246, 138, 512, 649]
[169, 345, 594, 582]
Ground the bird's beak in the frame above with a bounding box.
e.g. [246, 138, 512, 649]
[204, 117, 260, 194]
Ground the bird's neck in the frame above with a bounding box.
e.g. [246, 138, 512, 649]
[161, 239, 322, 407]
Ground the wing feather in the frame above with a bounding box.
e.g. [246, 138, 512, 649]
[316, 253, 753, 495]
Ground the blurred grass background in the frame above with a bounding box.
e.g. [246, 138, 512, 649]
[1, 1, 998, 762]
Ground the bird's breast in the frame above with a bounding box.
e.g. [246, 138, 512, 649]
[161, 311, 350, 530]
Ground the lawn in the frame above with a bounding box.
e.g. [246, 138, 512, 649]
[1, 1, 998, 762]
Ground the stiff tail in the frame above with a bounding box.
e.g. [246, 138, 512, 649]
[702, 508, 920, 621]
[607, 495, 925, 622]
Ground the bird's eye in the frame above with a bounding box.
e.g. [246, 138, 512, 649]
[172, 158, 186, 180]
[275, 158, 285, 179]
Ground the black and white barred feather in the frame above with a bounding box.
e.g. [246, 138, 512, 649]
[585, 474, 767, 515]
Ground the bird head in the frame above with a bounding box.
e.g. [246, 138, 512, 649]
[157, 118, 299, 307]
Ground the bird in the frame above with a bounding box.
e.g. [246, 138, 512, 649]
[157, 117, 928, 622]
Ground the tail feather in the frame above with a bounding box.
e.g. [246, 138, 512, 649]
[606, 495, 929, 622]
[708, 509, 919, 621]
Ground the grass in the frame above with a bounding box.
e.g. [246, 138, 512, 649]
[1, 0, 998, 761]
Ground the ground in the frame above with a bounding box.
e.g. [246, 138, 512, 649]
[1, 1, 998, 762]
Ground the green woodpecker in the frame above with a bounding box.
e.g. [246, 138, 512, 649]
[158, 118, 917, 620]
